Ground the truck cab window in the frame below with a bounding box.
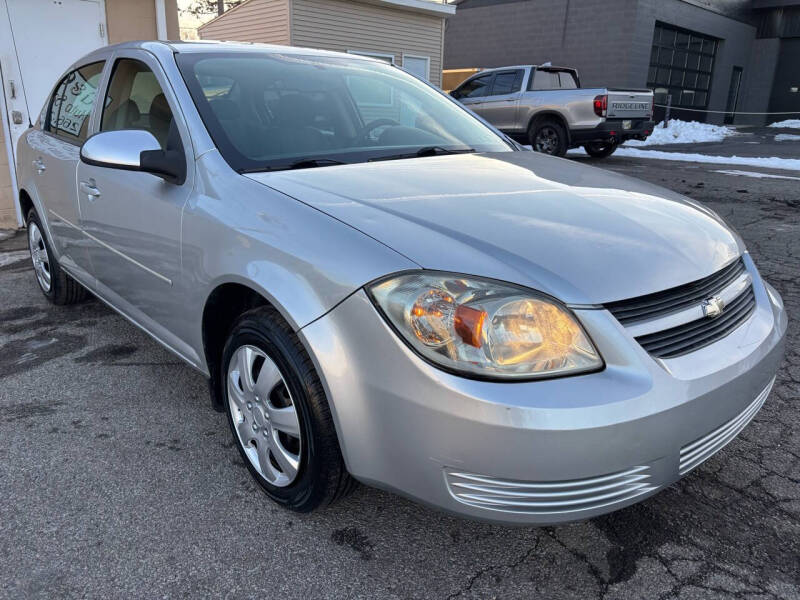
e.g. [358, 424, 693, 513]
[491, 71, 523, 95]
[458, 74, 493, 98]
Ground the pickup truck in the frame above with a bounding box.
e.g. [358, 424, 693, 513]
[449, 65, 655, 158]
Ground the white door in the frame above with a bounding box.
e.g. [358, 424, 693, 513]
[402, 55, 430, 82]
[0, 0, 106, 167]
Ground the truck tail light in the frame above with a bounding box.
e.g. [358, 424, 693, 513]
[593, 94, 607, 117]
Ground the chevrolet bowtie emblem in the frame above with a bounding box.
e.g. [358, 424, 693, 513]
[702, 296, 725, 318]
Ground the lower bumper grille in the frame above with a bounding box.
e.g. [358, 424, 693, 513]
[679, 377, 774, 475]
[444, 466, 655, 515]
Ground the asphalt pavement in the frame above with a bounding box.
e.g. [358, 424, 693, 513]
[1, 152, 798, 599]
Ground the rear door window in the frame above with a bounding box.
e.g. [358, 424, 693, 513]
[45, 61, 105, 143]
[490, 70, 524, 95]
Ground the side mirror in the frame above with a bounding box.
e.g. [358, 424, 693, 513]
[450, 90, 461, 99]
[80, 130, 186, 185]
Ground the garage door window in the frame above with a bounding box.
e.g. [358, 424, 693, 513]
[647, 22, 718, 109]
[45, 61, 105, 143]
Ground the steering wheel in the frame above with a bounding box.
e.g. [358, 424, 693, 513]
[356, 118, 401, 143]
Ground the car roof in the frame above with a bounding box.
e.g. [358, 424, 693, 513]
[476, 65, 575, 74]
[92, 39, 380, 61]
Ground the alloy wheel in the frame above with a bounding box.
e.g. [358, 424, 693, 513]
[227, 345, 302, 487]
[534, 126, 559, 154]
[28, 222, 51, 292]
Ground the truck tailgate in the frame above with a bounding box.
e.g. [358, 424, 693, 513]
[606, 90, 653, 119]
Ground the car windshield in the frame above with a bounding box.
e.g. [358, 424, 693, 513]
[176, 51, 513, 172]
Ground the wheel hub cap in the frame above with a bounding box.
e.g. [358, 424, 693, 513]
[535, 127, 558, 154]
[227, 345, 302, 487]
[28, 223, 51, 292]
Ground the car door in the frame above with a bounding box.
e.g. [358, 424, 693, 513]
[76, 50, 194, 352]
[477, 69, 524, 131]
[452, 73, 494, 117]
[25, 60, 106, 282]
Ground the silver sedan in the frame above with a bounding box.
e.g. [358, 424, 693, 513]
[16, 41, 786, 524]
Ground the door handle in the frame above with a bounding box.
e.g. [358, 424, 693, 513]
[32, 158, 45, 175]
[79, 179, 101, 201]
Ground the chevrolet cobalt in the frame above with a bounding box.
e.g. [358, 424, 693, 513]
[16, 41, 786, 524]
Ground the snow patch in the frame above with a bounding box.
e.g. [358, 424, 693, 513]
[768, 119, 800, 129]
[775, 133, 800, 142]
[0, 250, 29, 268]
[568, 146, 800, 171]
[713, 169, 800, 181]
[624, 119, 735, 146]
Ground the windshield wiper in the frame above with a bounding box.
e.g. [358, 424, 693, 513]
[368, 146, 476, 162]
[238, 158, 347, 174]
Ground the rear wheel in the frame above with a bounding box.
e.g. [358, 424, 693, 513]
[26, 210, 88, 305]
[529, 119, 568, 156]
[222, 306, 356, 512]
[584, 141, 618, 158]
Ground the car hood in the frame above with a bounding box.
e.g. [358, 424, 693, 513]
[246, 152, 742, 305]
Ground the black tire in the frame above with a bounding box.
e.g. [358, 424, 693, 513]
[584, 141, 618, 158]
[26, 210, 88, 305]
[529, 118, 568, 156]
[221, 306, 356, 512]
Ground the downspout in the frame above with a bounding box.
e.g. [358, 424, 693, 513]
[155, 0, 168, 40]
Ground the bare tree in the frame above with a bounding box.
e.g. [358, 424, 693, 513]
[182, 0, 243, 17]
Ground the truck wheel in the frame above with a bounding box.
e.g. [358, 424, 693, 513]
[221, 305, 357, 512]
[584, 142, 618, 158]
[26, 210, 88, 305]
[529, 119, 568, 156]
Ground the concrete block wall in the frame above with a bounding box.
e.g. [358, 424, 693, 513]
[444, 0, 772, 124]
[444, 0, 644, 89]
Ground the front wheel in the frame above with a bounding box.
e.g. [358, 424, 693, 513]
[529, 119, 568, 156]
[221, 306, 356, 512]
[583, 141, 618, 158]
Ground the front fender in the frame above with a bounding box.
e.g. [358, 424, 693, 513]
[180, 151, 418, 373]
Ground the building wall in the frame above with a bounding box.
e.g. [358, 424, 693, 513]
[0, 115, 15, 229]
[0, 0, 180, 230]
[769, 38, 800, 114]
[444, 0, 765, 123]
[444, 0, 642, 88]
[291, 0, 445, 86]
[106, 0, 180, 42]
[629, 0, 758, 124]
[740, 37, 780, 119]
[198, 0, 291, 45]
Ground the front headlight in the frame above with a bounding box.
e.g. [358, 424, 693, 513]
[368, 272, 603, 380]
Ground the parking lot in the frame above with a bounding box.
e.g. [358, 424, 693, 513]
[1, 152, 798, 599]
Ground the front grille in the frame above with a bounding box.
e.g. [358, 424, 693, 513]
[444, 466, 655, 515]
[635, 284, 755, 358]
[680, 377, 774, 475]
[605, 258, 746, 325]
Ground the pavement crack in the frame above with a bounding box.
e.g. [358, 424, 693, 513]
[444, 536, 542, 600]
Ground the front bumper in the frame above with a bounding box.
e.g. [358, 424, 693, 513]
[300, 258, 786, 524]
[571, 119, 655, 146]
